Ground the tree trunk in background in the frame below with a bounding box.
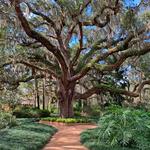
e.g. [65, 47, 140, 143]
[42, 78, 46, 110]
[59, 98, 74, 118]
[34, 77, 40, 109]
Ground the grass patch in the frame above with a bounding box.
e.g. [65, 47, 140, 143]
[0, 119, 57, 150]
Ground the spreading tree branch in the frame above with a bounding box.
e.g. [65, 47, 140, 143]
[14, 0, 68, 76]
[74, 79, 150, 100]
[70, 23, 150, 81]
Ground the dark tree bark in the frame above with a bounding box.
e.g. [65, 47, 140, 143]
[57, 80, 76, 118]
[42, 78, 46, 110]
[34, 77, 40, 109]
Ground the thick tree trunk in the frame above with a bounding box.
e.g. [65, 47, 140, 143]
[59, 99, 74, 118]
[57, 80, 75, 118]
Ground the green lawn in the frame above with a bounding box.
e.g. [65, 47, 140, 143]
[0, 119, 57, 150]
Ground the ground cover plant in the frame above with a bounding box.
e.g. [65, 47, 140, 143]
[41, 117, 94, 124]
[0, 118, 57, 150]
[80, 106, 150, 150]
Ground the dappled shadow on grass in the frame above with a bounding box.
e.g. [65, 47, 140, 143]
[0, 120, 57, 150]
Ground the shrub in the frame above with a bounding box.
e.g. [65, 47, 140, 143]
[0, 111, 17, 129]
[13, 107, 50, 118]
[13, 107, 33, 118]
[39, 109, 51, 118]
[74, 111, 82, 117]
[82, 105, 101, 117]
[81, 106, 150, 150]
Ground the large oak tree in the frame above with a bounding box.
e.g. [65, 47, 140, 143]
[2, 0, 150, 117]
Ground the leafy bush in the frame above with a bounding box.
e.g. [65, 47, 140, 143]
[81, 106, 150, 150]
[0, 119, 57, 150]
[88, 105, 101, 117]
[74, 111, 82, 117]
[39, 109, 51, 117]
[13, 107, 50, 118]
[42, 117, 93, 123]
[0, 111, 17, 129]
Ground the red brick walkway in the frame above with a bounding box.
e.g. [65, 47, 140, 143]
[40, 121, 96, 150]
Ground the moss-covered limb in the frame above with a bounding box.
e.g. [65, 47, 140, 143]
[1, 74, 45, 86]
[91, 42, 150, 73]
[28, 53, 56, 68]
[74, 87, 100, 100]
[14, 60, 59, 78]
[136, 80, 150, 93]
[75, 39, 107, 73]
[75, 37, 124, 73]
[0, 27, 7, 39]
[96, 84, 139, 97]
[71, 23, 149, 82]
[75, 78, 150, 99]
[74, 83, 139, 100]
[14, 0, 68, 76]
[97, 43, 150, 72]
[27, 53, 62, 75]
[84, 27, 149, 69]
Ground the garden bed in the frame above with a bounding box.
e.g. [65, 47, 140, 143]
[40, 120, 96, 126]
[0, 119, 57, 150]
[41, 117, 96, 126]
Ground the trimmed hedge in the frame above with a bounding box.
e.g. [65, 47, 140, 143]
[42, 117, 93, 123]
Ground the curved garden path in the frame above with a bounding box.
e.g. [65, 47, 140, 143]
[40, 121, 97, 150]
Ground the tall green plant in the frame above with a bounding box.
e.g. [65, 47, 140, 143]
[81, 106, 150, 150]
[97, 106, 150, 149]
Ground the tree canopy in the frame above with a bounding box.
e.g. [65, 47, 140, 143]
[0, 0, 150, 117]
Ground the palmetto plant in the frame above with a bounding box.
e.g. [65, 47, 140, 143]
[97, 106, 150, 149]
